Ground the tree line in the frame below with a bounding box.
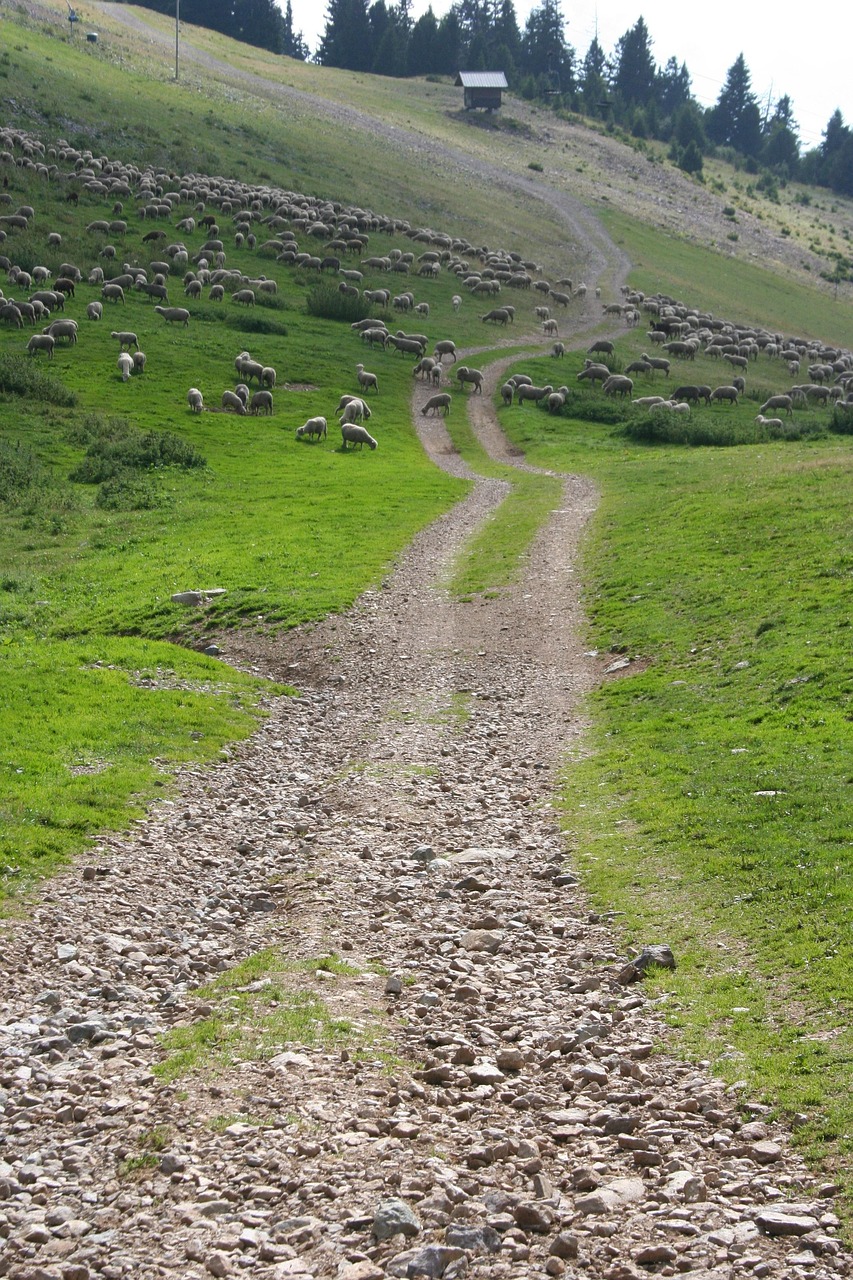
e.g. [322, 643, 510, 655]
[129, 0, 853, 199]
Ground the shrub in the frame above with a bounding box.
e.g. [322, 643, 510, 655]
[304, 281, 372, 324]
[830, 402, 853, 435]
[95, 474, 163, 510]
[68, 415, 206, 483]
[0, 354, 77, 406]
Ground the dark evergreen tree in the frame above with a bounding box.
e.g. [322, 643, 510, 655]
[434, 7, 463, 74]
[706, 53, 762, 156]
[673, 101, 706, 151]
[579, 35, 610, 117]
[520, 0, 573, 93]
[612, 16, 655, 108]
[372, 5, 408, 75]
[317, 0, 372, 69]
[658, 56, 691, 116]
[281, 0, 310, 58]
[493, 0, 521, 79]
[762, 96, 799, 174]
[407, 7, 440, 74]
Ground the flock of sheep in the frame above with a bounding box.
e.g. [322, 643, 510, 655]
[2, 122, 852, 465]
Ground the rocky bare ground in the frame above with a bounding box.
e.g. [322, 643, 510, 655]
[1, 343, 850, 1280]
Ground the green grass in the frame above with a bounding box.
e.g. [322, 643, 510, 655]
[154, 948, 367, 1082]
[496, 355, 853, 1209]
[600, 206, 853, 351]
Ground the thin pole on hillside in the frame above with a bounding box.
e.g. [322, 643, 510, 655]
[175, 0, 180, 81]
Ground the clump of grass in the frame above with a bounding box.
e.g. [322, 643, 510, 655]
[305, 281, 372, 324]
[68, 414, 206, 484]
[0, 354, 77, 406]
[623, 413, 826, 446]
[830, 402, 853, 434]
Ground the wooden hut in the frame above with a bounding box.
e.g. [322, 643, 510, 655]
[455, 71, 508, 111]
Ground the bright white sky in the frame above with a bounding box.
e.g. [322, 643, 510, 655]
[280, 0, 849, 150]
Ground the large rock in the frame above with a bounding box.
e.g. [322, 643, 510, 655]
[374, 1198, 421, 1241]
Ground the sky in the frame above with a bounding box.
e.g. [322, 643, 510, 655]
[280, 0, 850, 150]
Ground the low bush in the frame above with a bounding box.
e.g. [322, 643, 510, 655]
[0, 354, 77, 406]
[68, 415, 206, 484]
[305, 281, 372, 324]
[830, 401, 853, 434]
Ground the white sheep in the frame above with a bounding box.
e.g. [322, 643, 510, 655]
[118, 353, 134, 382]
[132, 351, 146, 374]
[339, 397, 371, 425]
[755, 414, 784, 429]
[187, 387, 204, 412]
[355, 363, 378, 394]
[421, 392, 452, 416]
[451, 294, 462, 312]
[26, 334, 55, 359]
[221, 390, 248, 414]
[86, 301, 102, 321]
[250, 390, 273, 415]
[296, 416, 327, 441]
[341, 423, 377, 450]
[261, 366, 277, 389]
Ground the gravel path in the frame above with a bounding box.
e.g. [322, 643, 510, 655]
[0, 19, 849, 1279]
[0, 326, 848, 1277]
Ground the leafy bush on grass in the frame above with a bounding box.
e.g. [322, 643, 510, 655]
[830, 401, 853, 434]
[222, 312, 289, 336]
[0, 439, 77, 526]
[68, 415, 206, 483]
[623, 410, 826, 446]
[0, 438, 44, 502]
[0, 354, 77, 407]
[305, 281, 372, 324]
[95, 474, 163, 511]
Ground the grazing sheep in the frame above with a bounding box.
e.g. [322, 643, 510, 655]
[547, 387, 569, 412]
[760, 394, 793, 417]
[433, 339, 457, 363]
[516, 383, 553, 405]
[296, 416, 327, 441]
[184, 279, 203, 299]
[118, 353, 134, 382]
[709, 385, 740, 406]
[235, 384, 250, 406]
[500, 382, 514, 406]
[588, 339, 614, 356]
[137, 281, 170, 303]
[603, 374, 634, 398]
[154, 305, 190, 326]
[26, 333, 55, 358]
[187, 387, 204, 411]
[632, 396, 667, 408]
[132, 351, 146, 374]
[86, 301, 103, 321]
[355, 363, 378, 394]
[481, 308, 511, 325]
[640, 353, 671, 377]
[0, 303, 23, 329]
[339, 397, 372, 425]
[110, 330, 139, 351]
[414, 302, 430, 317]
[550, 290, 571, 307]
[45, 319, 78, 344]
[250, 390, 274, 415]
[413, 356, 438, 381]
[221, 390, 248, 414]
[421, 393, 452, 416]
[261, 366, 277, 389]
[543, 318, 559, 336]
[232, 288, 255, 306]
[335, 395, 373, 420]
[209, 284, 225, 302]
[535, 306, 551, 321]
[576, 363, 610, 384]
[388, 335, 424, 357]
[755, 414, 784, 429]
[101, 283, 125, 304]
[455, 366, 483, 393]
[341, 423, 377, 450]
[625, 359, 652, 376]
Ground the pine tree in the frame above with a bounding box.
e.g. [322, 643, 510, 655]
[520, 0, 573, 93]
[281, 0, 310, 59]
[658, 56, 691, 117]
[707, 53, 761, 157]
[612, 17, 655, 108]
[579, 35, 609, 117]
[317, 0, 373, 69]
[407, 7, 439, 74]
[434, 7, 463, 74]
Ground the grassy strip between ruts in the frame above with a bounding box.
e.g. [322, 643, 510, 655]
[438, 359, 565, 598]
[493, 354, 853, 1216]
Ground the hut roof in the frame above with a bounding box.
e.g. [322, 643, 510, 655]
[454, 71, 508, 89]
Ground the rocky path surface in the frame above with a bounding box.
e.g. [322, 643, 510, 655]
[1, 337, 850, 1280]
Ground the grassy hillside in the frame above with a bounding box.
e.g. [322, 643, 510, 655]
[1, 0, 852, 1219]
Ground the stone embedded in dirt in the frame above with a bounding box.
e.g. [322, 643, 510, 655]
[460, 929, 502, 953]
[373, 1198, 421, 1241]
[617, 944, 676, 983]
[56, 943, 78, 962]
[749, 1139, 783, 1164]
[385, 975, 403, 994]
[205, 1252, 231, 1277]
[513, 1201, 555, 1233]
[755, 1209, 819, 1236]
[387, 1244, 466, 1278]
[633, 1244, 677, 1266]
[444, 1224, 501, 1253]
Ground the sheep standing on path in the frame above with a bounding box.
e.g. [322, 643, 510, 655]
[421, 393, 452, 416]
